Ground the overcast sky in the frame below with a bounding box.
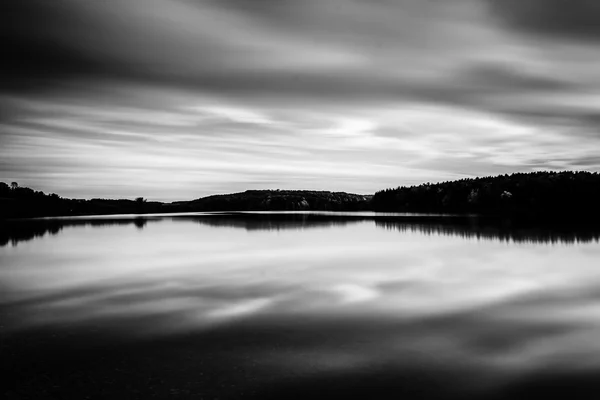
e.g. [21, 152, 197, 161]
[2, 0, 600, 200]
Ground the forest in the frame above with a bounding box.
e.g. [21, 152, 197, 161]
[371, 171, 600, 218]
[0, 183, 370, 218]
[2, 171, 599, 219]
[0, 182, 165, 218]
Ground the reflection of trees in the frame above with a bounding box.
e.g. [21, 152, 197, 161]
[187, 213, 362, 231]
[3, 213, 600, 246]
[133, 218, 147, 230]
[0, 222, 65, 247]
[187, 214, 600, 243]
[375, 218, 600, 244]
[0, 214, 364, 246]
[0, 218, 159, 246]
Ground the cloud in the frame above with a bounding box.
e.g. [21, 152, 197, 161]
[2, 0, 600, 198]
[1, 1, 120, 91]
[0, 0, 490, 96]
[488, 0, 600, 41]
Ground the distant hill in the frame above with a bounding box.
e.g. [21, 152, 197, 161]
[0, 182, 371, 219]
[372, 171, 600, 218]
[170, 190, 372, 212]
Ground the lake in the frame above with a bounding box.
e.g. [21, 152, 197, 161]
[2, 212, 600, 399]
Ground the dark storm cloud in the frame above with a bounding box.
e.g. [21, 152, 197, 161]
[1, 1, 349, 94]
[488, 0, 600, 40]
[0, 0, 487, 98]
[0, 1, 587, 104]
[0, 0, 248, 92]
[0, 1, 115, 90]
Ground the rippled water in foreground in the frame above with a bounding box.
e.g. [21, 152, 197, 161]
[2, 212, 600, 399]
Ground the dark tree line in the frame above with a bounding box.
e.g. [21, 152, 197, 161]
[3, 171, 600, 219]
[0, 183, 371, 219]
[371, 171, 600, 218]
[0, 182, 163, 219]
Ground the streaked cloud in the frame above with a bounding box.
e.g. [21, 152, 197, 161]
[2, 0, 600, 199]
[488, 0, 600, 41]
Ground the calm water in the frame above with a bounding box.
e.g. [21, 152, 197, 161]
[2, 213, 600, 399]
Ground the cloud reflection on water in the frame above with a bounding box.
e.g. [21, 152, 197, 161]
[2, 213, 600, 398]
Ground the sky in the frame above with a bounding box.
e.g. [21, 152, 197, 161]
[2, 0, 600, 201]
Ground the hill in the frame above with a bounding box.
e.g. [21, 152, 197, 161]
[0, 183, 371, 219]
[171, 190, 372, 212]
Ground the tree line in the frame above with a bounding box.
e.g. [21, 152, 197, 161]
[0, 182, 161, 218]
[371, 171, 600, 218]
[2, 171, 600, 219]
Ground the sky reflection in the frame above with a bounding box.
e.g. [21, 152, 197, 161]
[2, 214, 600, 398]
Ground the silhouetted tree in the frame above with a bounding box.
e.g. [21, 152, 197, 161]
[0, 182, 9, 196]
[371, 171, 600, 219]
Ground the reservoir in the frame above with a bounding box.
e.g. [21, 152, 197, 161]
[2, 212, 600, 399]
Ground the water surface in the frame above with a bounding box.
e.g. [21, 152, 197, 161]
[2, 212, 600, 399]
